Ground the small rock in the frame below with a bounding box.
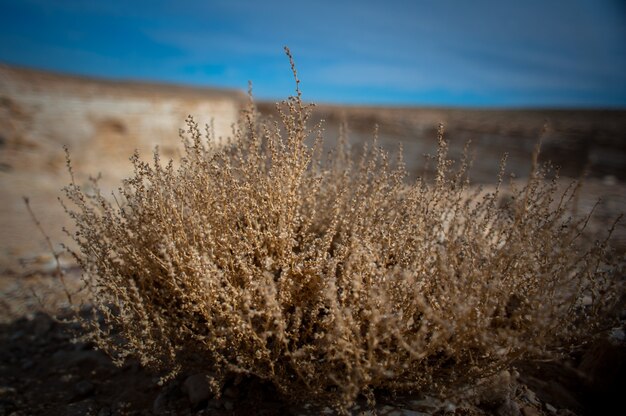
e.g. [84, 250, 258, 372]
[545, 403, 557, 414]
[609, 327, 625, 343]
[64, 399, 96, 416]
[52, 350, 110, 370]
[153, 385, 177, 415]
[73, 342, 95, 351]
[0, 398, 17, 415]
[223, 400, 234, 411]
[476, 370, 515, 409]
[152, 391, 168, 415]
[522, 389, 539, 406]
[60, 374, 74, 383]
[113, 401, 131, 414]
[602, 175, 617, 186]
[579, 335, 626, 399]
[375, 405, 428, 416]
[521, 406, 541, 416]
[206, 398, 223, 409]
[496, 398, 521, 416]
[498, 370, 512, 384]
[122, 361, 140, 372]
[32, 313, 53, 337]
[182, 373, 212, 407]
[9, 331, 25, 342]
[408, 396, 441, 412]
[223, 386, 238, 399]
[73, 380, 95, 400]
[544, 380, 581, 412]
[0, 386, 17, 395]
[20, 359, 34, 370]
[97, 407, 112, 416]
[393, 409, 429, 416]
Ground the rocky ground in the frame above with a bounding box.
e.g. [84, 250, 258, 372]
[0, 268, 624, 416]
[1, 64, 625, 415]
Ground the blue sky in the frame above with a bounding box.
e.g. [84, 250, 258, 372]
[0, 0, 625, 107]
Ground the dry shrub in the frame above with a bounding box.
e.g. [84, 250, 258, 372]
[61, 49, 620, 411]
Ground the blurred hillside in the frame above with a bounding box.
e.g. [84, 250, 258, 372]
[257, 103, 626, 183]
[0, 64, 245, 271]
[1, 64, 625, 272]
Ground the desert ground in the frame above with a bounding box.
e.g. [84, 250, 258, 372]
[0, 65, 624, 415]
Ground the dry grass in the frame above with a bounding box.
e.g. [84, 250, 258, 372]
[59, 49, 620, 411]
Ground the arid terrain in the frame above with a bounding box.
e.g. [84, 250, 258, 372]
[0, 65, 625, 415]
[0, 64, 246, 273]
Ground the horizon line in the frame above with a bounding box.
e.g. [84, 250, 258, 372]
[3, 60, 625, 112]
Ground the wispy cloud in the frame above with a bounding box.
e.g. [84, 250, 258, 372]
[1, 0, 624, 106]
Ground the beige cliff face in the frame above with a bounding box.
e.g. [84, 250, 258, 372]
[0, 64, 245, 270]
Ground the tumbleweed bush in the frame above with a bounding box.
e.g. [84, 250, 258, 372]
[62, 50, 619, 410]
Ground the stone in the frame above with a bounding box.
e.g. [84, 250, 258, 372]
[545, 403, 557, 414]
[408, 396, 441, 412]
[0, 386, 17, 395]
[206, 398, 223, 409]
[73, 380, 95, 400]
[32, 313, 53, 337]
[0, 398, 17, 415]
[396, 409, 430, 416]
[152, 385, 178, 415]
[521, 406, 541, 416]
[52, 349, 109, 369]
[375, 404, 431, 415]
[152, 391, 169, 415]
[522, 388, 539, 406]
[495, 398, 521, 416]
[602, 175, 617, 186]
[223, 400, 234, 411]
[20, 359, 34, 370]
[609, 327, 625, 343]
[544, 380, 581, 412]
[64, 399, 96, 416]
[223, 386, 238, 398]
[97, 407, 112, 416]
[60, 374, 74, 383]
[182, 373, 212, 407]
[9, 331, 25, 342]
